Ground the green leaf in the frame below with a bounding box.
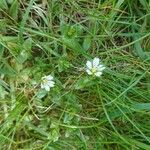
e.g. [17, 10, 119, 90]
[83, 37, 91, 51]
[63, 112, 74, 124]
[0, 0, 8, 9]
[60, 23, 90, 58]
[23, 38, 32, 51]
[24, 121, 49, 138]
[48, 123, 60, 142]
[74, 76, 93, 90]
[37, 89, 47, 99]
[60, 23, 83, 39]
[17, 50, 29, 63]
[48, 128, 60, 142]
[134, 37, 146, 60]
[17, 38, 32, 63]
[62, 37, 90, 59]
[58, 57, 71, 72]
[131, 102, 150, 111]
[9, 0, 19, 20]
[132, 25, 147, 60]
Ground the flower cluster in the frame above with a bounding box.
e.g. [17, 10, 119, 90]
[41, 57, 105, 91]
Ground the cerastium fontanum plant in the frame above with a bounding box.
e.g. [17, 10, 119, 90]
[0, 0, 150, 149]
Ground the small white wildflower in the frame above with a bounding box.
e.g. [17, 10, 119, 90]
[41, 75, 55, 91]
[86, 57, 105, 77]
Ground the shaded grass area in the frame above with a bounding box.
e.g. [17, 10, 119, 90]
[0, 0, 150, 149]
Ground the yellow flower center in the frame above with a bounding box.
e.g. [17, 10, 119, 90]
[91, 67, 97, 74]
[42, 78, 48, 84]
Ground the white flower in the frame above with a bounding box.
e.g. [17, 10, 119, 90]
[41, 75, 55, 91]
[86, 57, 105, 77]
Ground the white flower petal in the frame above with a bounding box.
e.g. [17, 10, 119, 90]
[47, 81, 55, 84]
[41, 83, 44, 89]
[86, 69, 92, 75]
[47, 75, 53, 81]
[95, 71, 102, 77]
[44, 85, 50, 91]
[47, 81, 55, 87]
[50, 84, 55, 87]
[93, 57, 100, 67]
[41, 83, 48, 89]
[86, 61, 92, 69]
[97, 65, 105, 71]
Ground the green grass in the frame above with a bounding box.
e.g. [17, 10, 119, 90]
[0, 0, 150, 149]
